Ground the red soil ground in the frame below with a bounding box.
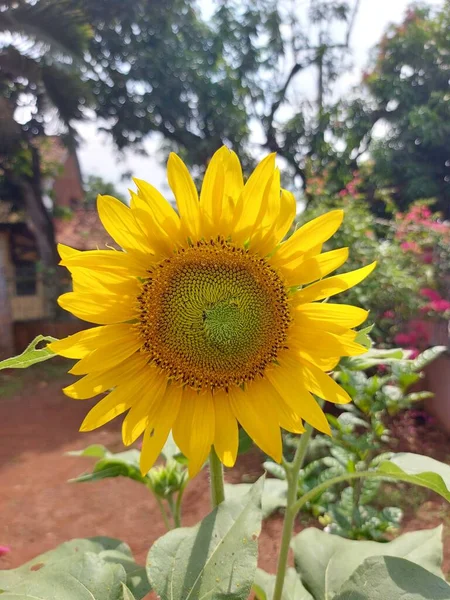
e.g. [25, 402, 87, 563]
[1, 362, 449, 597]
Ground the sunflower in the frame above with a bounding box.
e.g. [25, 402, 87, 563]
[50, 148, 375, 477]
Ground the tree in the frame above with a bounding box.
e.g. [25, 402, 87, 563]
[349, 4, 450, 217]
[75, 0, 252, 169]
[0, 0, 92, 272]
[83, 175, 125, 207]
[72, 0, 362, 187]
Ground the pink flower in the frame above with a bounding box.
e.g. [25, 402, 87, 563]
[429, 300, 450, 312]
[0, 546, 10, 557]
[400, 241, 420, 252]
[420, 288, 442, 302]
[394, 333, 412, 345]
[383, 310, 395, 319]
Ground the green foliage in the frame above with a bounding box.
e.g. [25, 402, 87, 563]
[83, 175, 126, 207]
[299, 190, 423, 344]
[261, 346, 446, 540]
[224, 478, 288, 519]
[0, 335, 57, 372]
[291, 526, 444, 600]
[0, 537, 150, 599]
[333, 555, 450, 600]
[255, 526, 447, 600]
[147, 478, 264, 600]
[69, 439, 188, 529]
[365, 4, 450, 217]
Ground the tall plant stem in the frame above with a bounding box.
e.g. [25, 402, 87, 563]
[209, 446, 225, 508]
[272, 424, 314, 600]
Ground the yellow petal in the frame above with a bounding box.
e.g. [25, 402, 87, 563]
[223, 149, 244, 203]
[273, 210, 344, 266]
[129, 195, 175, 257]
[294, 303, 369, 330]
[140, 384, 183, 475]
[167, 152, 201, 241]
[49, 325, 111, 359]
[132, 177, 182, 241]
[229, 380, 282, 462]
[199, 146, 226, 235]
[297, 359, 351, 404]
[262, 381, 305, 434]
[173, 388, 215, 478]
[247, 168, 281, 255]
[60, 250, 150, 278]
[212, 390, 239, 468]
[69, 266, 132, 292]
[58, 286, 139, 325]
[57, 243, 81, 260]
[69, 326, 142, 375]
[97, 195, 149, 253]
[275, 189, 296, 243]
[281, 248, 349, 286]
[292, 262, 377, 305]
[121, 368, 168, 445]
[295, 349, 341, 372]
[233, 154, 276, 243]
[266, 360, 331, 435]
[290, 327, 368, 357]
[63, 353, 149, 399]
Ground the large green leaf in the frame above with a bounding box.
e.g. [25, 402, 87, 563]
[147, 477, 264, 600]
[0, 537, 150, 600]
[378, 453, 450, 501]
[224, 478, 288, 518]
[291, 526, 444, 600]
[253, 568, 313, 600]
[0, 336, 57, 371]
[333, 555, 450, 600]
[0, 553, 127, 599]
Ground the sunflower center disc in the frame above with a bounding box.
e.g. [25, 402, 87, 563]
[137, 239, 290, 391]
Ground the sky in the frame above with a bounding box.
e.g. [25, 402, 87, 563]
[76, 0, 444, 197]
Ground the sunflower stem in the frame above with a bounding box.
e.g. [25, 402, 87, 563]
[155, 495, 172, 531]
[209, 446, 225, 507]
[272, 423, 314, 600]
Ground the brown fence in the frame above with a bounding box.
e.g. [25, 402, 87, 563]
[13, 319, 91, 353]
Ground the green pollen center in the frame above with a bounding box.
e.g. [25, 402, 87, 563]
[137, 239, 290, 391]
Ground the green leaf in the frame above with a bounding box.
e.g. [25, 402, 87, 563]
[291, 526, 444, 600]
[354, 324, 374, 350]
[69, 448, 148, 485]
[378, 453, 450, 502]
[333, 556, 450, 600]
[224, 478, 288, 518]
[344, 347, 407, 370]
[121, 584, 137, 600]
[0, 335, 57, 371]
[147, 477, 264, 600]
[253, 568, 313, 600]
[0, 553, 126, 599]
[0, 537, 150, 600]
[66, 444, 109, 458]
[263, 460, 286, 480]
[412, 346, 447, 371]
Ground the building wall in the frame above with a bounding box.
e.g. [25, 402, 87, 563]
[52, 153, 85, 209]
[0, 229, 48, 323]
[0, 231, 15, 359]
